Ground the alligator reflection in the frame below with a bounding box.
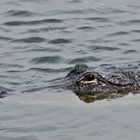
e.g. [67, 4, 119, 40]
[75, 92, 128, 103]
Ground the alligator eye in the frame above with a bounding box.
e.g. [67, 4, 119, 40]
[84, 74, 95, 81]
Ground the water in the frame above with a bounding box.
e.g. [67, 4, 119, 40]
[0, 0, 140, 139]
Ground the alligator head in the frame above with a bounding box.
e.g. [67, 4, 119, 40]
[67, 64, 140, 103]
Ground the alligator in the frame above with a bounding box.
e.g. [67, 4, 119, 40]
[53, 64, 140, 103]
[1, 64, 139, 103]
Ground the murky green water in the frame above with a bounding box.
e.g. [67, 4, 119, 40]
[0, 0, 140, 139]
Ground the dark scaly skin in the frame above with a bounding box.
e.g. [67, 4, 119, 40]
[66, 64, 140, 103]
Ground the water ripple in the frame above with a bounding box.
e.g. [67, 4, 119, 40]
[88, 38, 114, 43]
[89, 45, 121, 51]
[130, 29, 140, 33]
[30, 56, 63, 64]
[84, 17, 110, 22]
[68, 56, 100, 64]
[68, 0, 81, 3]
[131, 39, 140, 42]
[119, 43, 130, 46]
[107, 31, 129, 37]
[28, 27, 66, 33]
[0, 35, 12, 41]
[28, 67, 71, 73]
[97, 6, 131, 15]
[123, 49, 138, 54]
[3, 19, 63, 26]
[11, 37, 46, 43]
[24, 48, 61, 53]
[77, 26, 96, 30]
[6, 10, 38, 17]
[116, 19, 140, 26]
[0, 135, 37, 140]
[51, 8, 100, 15]
[0, 63, 23, 69]
[48, 39, 71, 44]
[6, 125, 58, 133]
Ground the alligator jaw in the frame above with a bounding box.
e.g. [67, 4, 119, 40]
[73, 82, 140, 103]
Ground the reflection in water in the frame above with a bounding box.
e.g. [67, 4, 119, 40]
[75, 92, 128, 103]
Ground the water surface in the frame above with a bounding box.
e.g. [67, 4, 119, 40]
[0, 0, 140, 139]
